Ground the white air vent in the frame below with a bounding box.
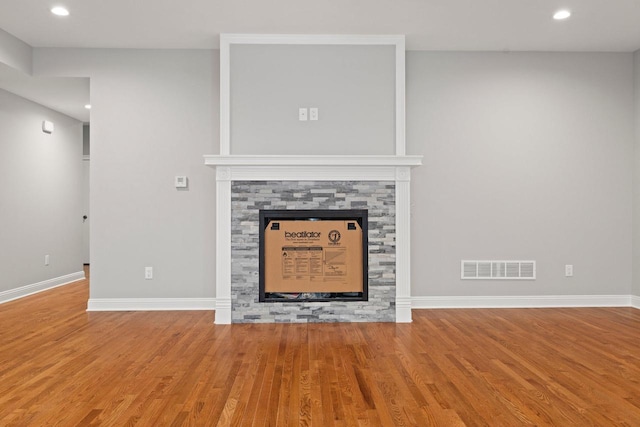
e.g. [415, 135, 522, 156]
[461, 260, 536, 280]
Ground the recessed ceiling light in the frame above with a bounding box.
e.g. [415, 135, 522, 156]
[51, 6, 69, 16]
[84, 104, 91, 110]
[553, 10, 571, 20]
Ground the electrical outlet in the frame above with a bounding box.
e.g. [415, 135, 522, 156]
[145, 266, 153, 280]
[309, 107, 318, 121]
[45, 255, 50, 266]
[565, 264, 573, 277]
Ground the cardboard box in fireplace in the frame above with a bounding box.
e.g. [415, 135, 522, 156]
[264, 219, 363, 293]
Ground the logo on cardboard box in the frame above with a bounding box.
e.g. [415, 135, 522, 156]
[328, 230, 341, 245]
[284, 231, 321, 239]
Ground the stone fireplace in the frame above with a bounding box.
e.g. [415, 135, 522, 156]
[235, 183, 387, 322]
[204, 155, 421, 323]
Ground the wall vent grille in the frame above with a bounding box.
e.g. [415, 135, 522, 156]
[461, 260, 536, 280]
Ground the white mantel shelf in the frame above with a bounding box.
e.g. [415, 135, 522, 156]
[204, 155, 423, 168]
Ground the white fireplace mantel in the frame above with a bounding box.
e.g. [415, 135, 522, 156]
[204, 155, 423, 167]
[209, 34, 421, 324]
[204, 155, 422, 181]
[205, 154, 422, 324]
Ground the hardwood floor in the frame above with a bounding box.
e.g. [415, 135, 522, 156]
[1, 273, 640, 426]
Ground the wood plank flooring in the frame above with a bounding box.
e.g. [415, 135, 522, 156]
[1, 272, 640, 425]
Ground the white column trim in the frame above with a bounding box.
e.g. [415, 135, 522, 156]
[395, 37, 406, 156]
[395, 169, 412, 322]
[215, 169, 232, 324]
[219, 35, 231, 155]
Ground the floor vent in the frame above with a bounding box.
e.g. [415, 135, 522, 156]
[461, 260, 536, 280]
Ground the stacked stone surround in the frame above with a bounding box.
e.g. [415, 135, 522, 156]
[231, 180, 396, 323]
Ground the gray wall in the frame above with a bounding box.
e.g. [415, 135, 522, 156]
[30, 47, 637, 301]
[230, 44, 395, 155]
[34, 48, 217, 299]
[0, 88, 83, 293]
[0, 28, 31, 74]
[407, 52, 634, 296]
[634, 50, 640, 297]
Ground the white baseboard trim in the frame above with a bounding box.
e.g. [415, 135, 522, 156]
[87, 298, 216, 311]
[0, 271, 85, 304]
[82, 294, 640, 313]
[412, 295, 634, 309]
[213, 297, 231, 324]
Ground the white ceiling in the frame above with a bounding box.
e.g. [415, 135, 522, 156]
[0, 0, 639, 52]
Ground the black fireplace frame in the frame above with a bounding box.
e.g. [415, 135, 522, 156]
[259, 209, 368, 303]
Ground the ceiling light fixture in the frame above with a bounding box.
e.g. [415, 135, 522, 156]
[553, 10, 571, 20]
[84, 104, 91, 110]
[51, 6, 70, 16]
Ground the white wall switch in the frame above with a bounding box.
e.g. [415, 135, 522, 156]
[45, 255, 50, 266]
[175, 176, 188, 188]
[145, 266, 153, 279]
[298, 107, 308, 121]
[565, 264, 573, 277]
[309, 107, 319, 121]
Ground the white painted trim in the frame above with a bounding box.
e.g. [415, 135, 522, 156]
[219, 33, 406, 156]
[395, 37, 406, 156]
[203, 156, 423, 181]
[215, 298, 232, 324]
[82, 155, 90, 161]
[204, 155, 422, 167]
[87, 298, 216, 311]
[81, 296, 640, 312]
[215, 174, 232, 324]
[221, 34, 405, 46]
[411, 295, 633, 309]
[396, 297, 413, 322]
[0, 271, 85, 304]
[395, 174, 412, 322]
[220, 34, 231, 155]
[227, 166, 399, 181]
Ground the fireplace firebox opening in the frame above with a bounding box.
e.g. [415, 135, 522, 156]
[259, 209, 368, 303]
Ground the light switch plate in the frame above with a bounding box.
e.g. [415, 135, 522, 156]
[175, 176, 188, 188]
[299, 108, 308, 121]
